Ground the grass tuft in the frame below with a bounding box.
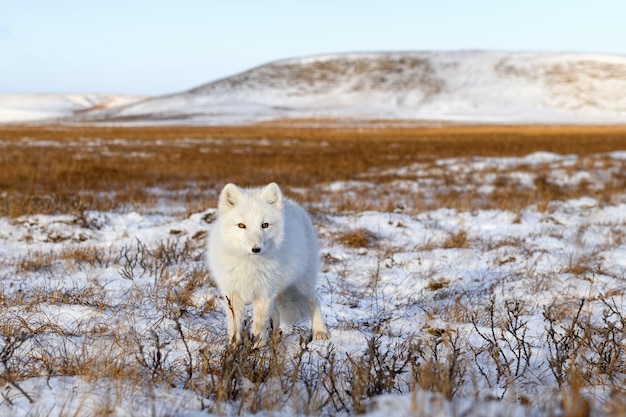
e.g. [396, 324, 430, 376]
[336, 228, 379, 248]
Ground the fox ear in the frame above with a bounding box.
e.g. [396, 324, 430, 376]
[262, 182, 283, 208]
[219, 183, 242, 211]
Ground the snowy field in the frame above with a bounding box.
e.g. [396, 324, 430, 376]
[1, 144, 626, 416]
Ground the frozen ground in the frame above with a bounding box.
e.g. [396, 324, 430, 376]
[1, 150, 626, 416]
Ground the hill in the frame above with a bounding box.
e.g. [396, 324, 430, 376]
[4, 51, 626, 125]
[0, 94, 144, 123]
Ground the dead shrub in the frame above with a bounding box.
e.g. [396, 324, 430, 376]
[411, 329, 466, 400]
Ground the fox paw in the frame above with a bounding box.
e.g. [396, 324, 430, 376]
[313, 330, 329, 341]
[251, 334, 267, 349]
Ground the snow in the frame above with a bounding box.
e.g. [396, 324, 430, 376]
[1, 149, 626, 416]
[0, 94, 145, 123]
[2, 51, 626, 125]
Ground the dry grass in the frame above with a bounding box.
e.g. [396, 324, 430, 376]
[441, 230, 469, 249]
[1, 238, 624, 415]
[336, 229, 379, 248]
[2, 122, 626, 415]
[2, 123, 626, 216]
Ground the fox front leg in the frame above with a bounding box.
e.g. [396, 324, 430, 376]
[224, 293, 244, 344]
[251, 297, 273, 345]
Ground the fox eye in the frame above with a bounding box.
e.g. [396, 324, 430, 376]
[237, 223, 246, 229]
[262, 222, 269, 229]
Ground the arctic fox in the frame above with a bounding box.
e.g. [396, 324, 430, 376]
[207, 182, 329, 344]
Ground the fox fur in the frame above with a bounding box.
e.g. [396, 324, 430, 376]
[207, 182, 329, 343]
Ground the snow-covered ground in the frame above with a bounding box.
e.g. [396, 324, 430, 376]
[1, 147, 625, 416]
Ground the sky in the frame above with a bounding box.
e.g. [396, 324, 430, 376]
[2, 0, 626, 96]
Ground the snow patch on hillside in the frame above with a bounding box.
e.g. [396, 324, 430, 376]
[0, 94, 145, 123]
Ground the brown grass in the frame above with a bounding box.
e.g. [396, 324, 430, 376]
[2, 123, 626, 216]
[441, 230, 469, 249]
[3, 123, 626, 415]
[336, 229, 379, 248]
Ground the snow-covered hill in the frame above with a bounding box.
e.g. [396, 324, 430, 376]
[0, 94, 145, 123]
[3, 51, 626, 124]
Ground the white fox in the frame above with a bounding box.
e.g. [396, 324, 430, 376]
[207, 182, 329, 343]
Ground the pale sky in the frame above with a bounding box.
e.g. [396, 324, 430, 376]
[2, 0, 625, 95]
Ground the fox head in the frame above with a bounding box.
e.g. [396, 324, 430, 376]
[217, 183, 285, 255]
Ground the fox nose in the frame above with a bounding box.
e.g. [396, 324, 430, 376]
[251, 246, 261, 253]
